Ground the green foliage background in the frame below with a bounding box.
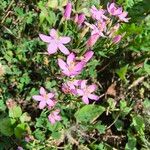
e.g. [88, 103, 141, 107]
[0, 0, 149, 149]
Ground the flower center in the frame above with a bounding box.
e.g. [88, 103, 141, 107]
[69, 62, 76, 71]
[44, 94, 49, 100]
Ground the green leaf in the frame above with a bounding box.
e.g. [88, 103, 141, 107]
[20, 113, 31, 123]
[9, 106, 22, 118]
[75, 105, 105, 123]
[51, 131, 61, 139]
[34, 129, 45, 141]
[107, 98, 116, 111]
[125, 132, 137, 150]
[0, 100, 6, 111]
[144, 59, 150, 74]
[14, 123, 27, 139]
[0, 118, 14, 136]
[116, 65, 128, 81]
[120, 100, 132, 117]
[46, 10, 56, 26]
[95, 123, 106, 134]
[132, 115, 145, 135]
[115, 120, 124, 131]
[120, 99, 127, 109]
[47, 0, 58, 8]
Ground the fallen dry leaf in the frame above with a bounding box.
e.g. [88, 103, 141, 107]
[106, 83, 116, 97]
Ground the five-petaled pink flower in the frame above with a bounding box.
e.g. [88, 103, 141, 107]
[58, 53, 85, 77]
[90, 6, 108, 21]
[107, 3, 122, 16]
[32, 87, 55, 109]
[64, 2, 72, 20]
[48, 109, 61, 124]
[39, 29, 71, 55]
[77, 80, 99, 104]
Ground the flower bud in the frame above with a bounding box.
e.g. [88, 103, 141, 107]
[112, 35, 122, 44]
[64, 2, 72, 20]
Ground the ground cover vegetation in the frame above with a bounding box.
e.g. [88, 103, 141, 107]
[0, 0, 150, 149]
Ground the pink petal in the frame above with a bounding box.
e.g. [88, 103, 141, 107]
[77, 13, 85, 25]
[58, 44, 70, 55]
[70, 71, 80, 77]
[55, 115, 61, 121]
[73, 80, 82, 86]
[50, 28, 57, 38]
[40, 87, 46, 95]
[87, 34, 100, 47]
[73, 61, 85, 72]
[81, 80, 87, 89]
[112, 35, 122, 44]
[58, 58, 68, 71]
[59, 37, 71, 44]
[67, 53, 75, 65]
[109, 3, 115, 10]
[82, 96, 89, 104]
[46, 99, 55, 106]
[77, 89, 84, 96]
[47, 42, 58, 54]
[39, 34, 51, 43]
[88, 84, 97, 93]
[53, 109, 60, 115]
[83, 51, 94, 62]
[62, 70, 71, 76]
[47, 93, 54, 99]
[88, 94, 99, 100]
[48, 115, 56, 124]
[32, 95, 44, 101]
[39, 100, 46, 109]
[116, 7, 123, 15]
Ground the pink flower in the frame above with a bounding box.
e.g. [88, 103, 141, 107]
[90, 6, 108, 21]
[48, 109, 61, 124]
[25, 135, 33, 142]
[85, 21, 106, 47]
[74, 13, 85, 26]
[62, 80, 82, 95]
[17, 147, 24, 150]
[85, 22, 105, 37]
[39, 29, 71, 55]
[77, 80, 99, 104]
[64, 2, 72, 20]
[107, 3, 122, 16]
[25, 136, 30, 142]
[118, 11, 130, 22]
[32, 87, 56, 109]
[47, 100, 57, 110]
[112, 35, 122, 44]
[58, 53, 85, 77]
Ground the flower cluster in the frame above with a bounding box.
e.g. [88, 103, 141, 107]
[33, 2, 129, 124]
[86, 3, 130, 47]
[62, 80, 99, 104]
[32, 87, 61, 124]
